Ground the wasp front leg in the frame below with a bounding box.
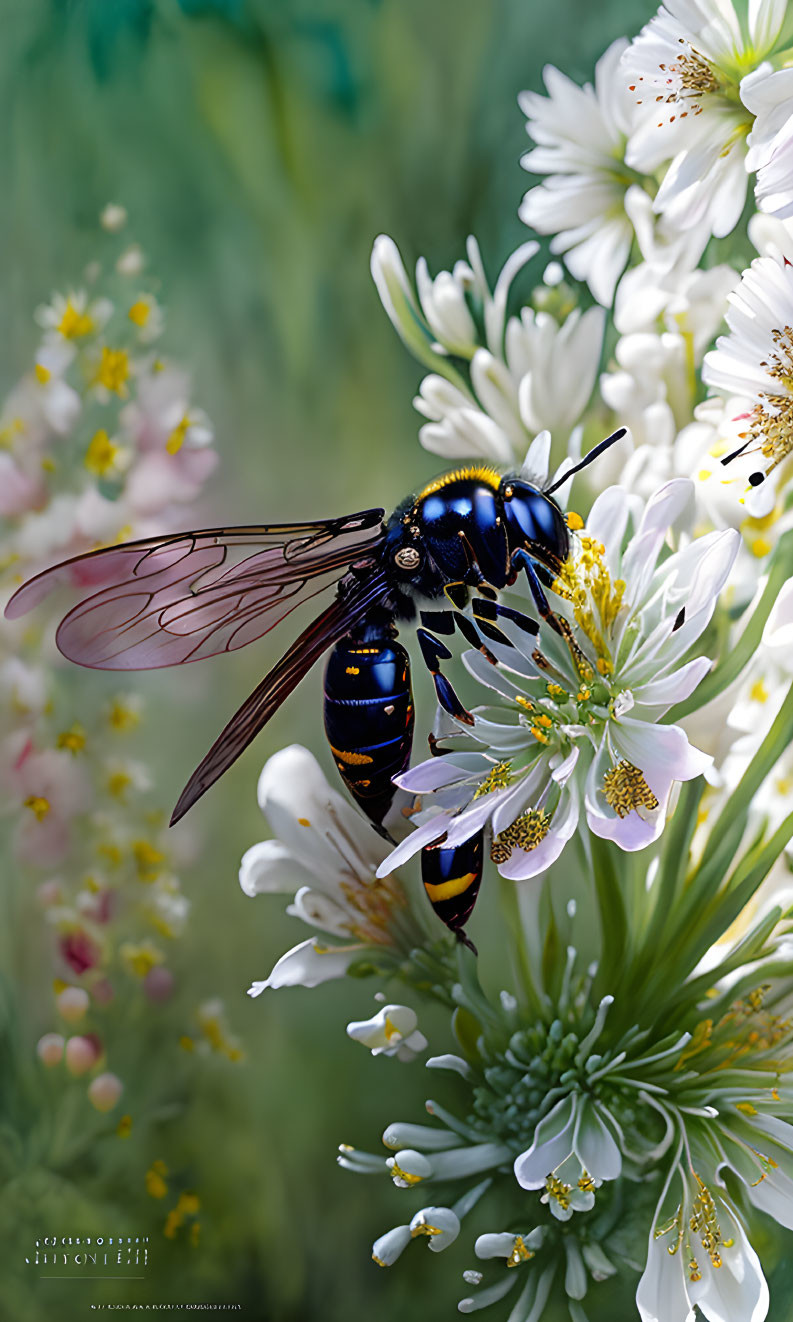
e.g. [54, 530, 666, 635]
[511, 548, 590, 676]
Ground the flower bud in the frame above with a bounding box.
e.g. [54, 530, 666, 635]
[37, 1033, 64, 1067]
[88, 1072, 123, 1112]
[65, 1034, 100, 1076]
[144, 966, 174, 1003]
[371, 1225, 411, 1267]
[56, 986, 90, 1023]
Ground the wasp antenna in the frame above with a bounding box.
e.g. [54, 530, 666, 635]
[545, 427, 627, 495]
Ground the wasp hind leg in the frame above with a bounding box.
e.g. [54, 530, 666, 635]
[416, 626, 474, 726]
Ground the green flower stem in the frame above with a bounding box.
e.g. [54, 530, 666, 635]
[640, 778, 706, 954]
[668, 530, 793, 722]
[587, 832, 629, 1001]
[498, 873, 546, 1019]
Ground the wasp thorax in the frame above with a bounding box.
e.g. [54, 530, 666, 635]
[394, 546, 421, 571]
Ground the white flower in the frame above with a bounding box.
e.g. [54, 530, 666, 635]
[241, 746, 413, 994]
[703, 253, 793, 510]
[514, 1092, 619, 1207]
[100, 202, 127, 232]
[379, 481, 735, 882]
[742, 64, 793, 219]
[373, 233, 603, 462]
[35, 289, 112, 342]
[622, 0, 786, 242]
[346, 1004, 428, 1060]
[371, 1205, 461, 1267]
[638, 1164, 769, 1322]
[519, 39, 638, 305]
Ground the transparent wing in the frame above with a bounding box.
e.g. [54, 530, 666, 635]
[170, 569, 390, 822]
[4, 511, 385, 670]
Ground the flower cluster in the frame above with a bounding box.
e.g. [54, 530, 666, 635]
[0, 208, 240, 1235]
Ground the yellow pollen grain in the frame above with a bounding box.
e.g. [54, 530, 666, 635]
[389, 1162, 425, 1186]
[565, 511, 584, 531]
[750, 679, 769, 704]
[34, 363, 51, 385]
[298, 817, 311, 827]
[473, 761, 513, 798]
[697, 468, 712, 481]
[507, 1235, 534, 1268]
[751, 537, 772, 558]
[410, 1222, 442, 1239]
[544, 1174, 572, 1209]
[603, 761, 659, 819]
[491, 809, 550, 863]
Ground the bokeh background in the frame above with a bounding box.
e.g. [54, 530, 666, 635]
[8, 1, 791, 1319]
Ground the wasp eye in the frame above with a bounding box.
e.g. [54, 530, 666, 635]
[394, 546, 421, 571]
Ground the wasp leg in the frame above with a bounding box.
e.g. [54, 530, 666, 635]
[471, 597, 539, 646]
[416, 627, 475, 725]
[443, 581, 469, 610]
[511, 549, 590, 675]
[420, 608, 499, 664]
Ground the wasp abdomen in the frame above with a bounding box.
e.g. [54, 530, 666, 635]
[421, 831, 484, 952]
[323, 637, 414, 829]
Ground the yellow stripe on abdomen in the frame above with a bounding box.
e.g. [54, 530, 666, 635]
[423, 871, 477, 902]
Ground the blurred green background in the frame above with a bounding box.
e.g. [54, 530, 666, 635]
[12, 1, 789, 1319]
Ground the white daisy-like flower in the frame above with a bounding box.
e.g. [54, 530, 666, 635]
[378, 480, 738, 883]
[742, 64, 793, 220]
[623, 0, 788, 242]
[35, 289, 113, 342]
[703, 252, 793, 511]
[519, 39, 638, 307]
[241, 746, 416, 994]
[372, 234, 604, 462]
[346, 1004, 428, 1061]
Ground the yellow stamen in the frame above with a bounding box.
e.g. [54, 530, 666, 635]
[57, 724, 86, 754]
[57, 298, 94, 339]
[95, 346, 130, 396]
[491, 810, 550, 863]
[128, 299, 151, 327]
[166, 415, 190, 455]
[603, 761, 659, 818]
[85, 428, 122, 478]
[24, 795, 50, 820]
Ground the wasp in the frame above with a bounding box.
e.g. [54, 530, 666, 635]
[5, 429, 624, 950]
